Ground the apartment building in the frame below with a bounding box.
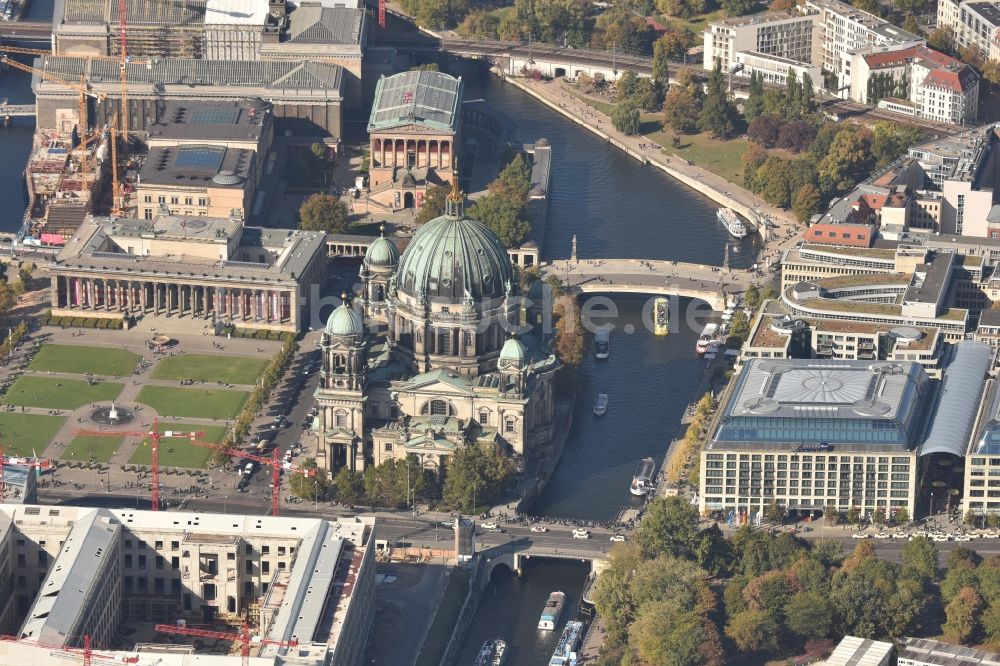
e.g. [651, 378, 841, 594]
[938, 0, 1000, 62]
[702, 11, 815, 73]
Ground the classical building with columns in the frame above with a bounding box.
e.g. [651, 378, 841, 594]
[366, 70, 462, 210]
[49, 213, 327, 332]
[312, 190, 559, 474]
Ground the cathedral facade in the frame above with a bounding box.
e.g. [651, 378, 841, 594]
[313, 190, 559, 475]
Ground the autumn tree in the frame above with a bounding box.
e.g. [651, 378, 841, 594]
[416, 183, 451, 224]
[298, 194, 350, 233]
[945, 587, 985, 644]
[636, 496, 701, 559]
[817, 125, 874, 195]
[288, 458, 332, 501]
[792, 183, 822, 222]
[726, 607, 780, 653]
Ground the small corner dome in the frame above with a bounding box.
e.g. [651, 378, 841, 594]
[499, 337, 527, 364]
[364, 235, 400, 269]
[325, 302, 364, 338]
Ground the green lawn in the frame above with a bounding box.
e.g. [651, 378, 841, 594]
[0, 413, 66, 456]
[646, 129, 749, 184]
[60, 435, 122, 463]
[127, 423, 228, 469]
[29, 344, 140, 376]
[152, 354, 268, 385]
[561, 82, 616, 115]
[3, 376, 124, 410]
[135, 385, 249, 420]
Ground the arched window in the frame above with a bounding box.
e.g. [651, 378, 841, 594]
[335, 410, 348, 428]
[478, 409, 490, 426]
[334, 354, 346, 373]
[421, 399, 455, 417]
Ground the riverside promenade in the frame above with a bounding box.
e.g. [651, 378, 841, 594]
[501, 76, 805, 266]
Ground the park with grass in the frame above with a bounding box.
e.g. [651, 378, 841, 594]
[136, 385, 249, 420]
[151, 354, 267, 385]
[127, 423, 229, 469]
[0, 413, 66, 456]
[29, 344, 140, 376]
[61, 435, 123, 463]
[3, 376, 124, 410]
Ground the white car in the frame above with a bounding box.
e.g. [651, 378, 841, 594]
[933, 534, 951, 542]
[954, 534, 972, 542]
[530, 526, 548, 533]
[852, 533, 870, 539]
[573, 531, 591, 540]
[874, 532, 891, 539]
[986, 531, 1000, 539]
[891, 532, 909, 539]
[572, 528, 589, 536]
[481, 522, 498, 530]
[610, 534, 626, 542]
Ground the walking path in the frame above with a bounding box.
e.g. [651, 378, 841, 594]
[502, 76, 805, 268]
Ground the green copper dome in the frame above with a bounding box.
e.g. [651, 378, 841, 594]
[397, 209, 513, 302]
[325, 301, 364, 339]
[499, 337, 527, 364]
[364, 234, 400, 269]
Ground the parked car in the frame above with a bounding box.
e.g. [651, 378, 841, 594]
[530, 526, 548, 533]
[610, 534, 626, 542]
[573, 531, 591, 540]
[481, 522, 498, 530]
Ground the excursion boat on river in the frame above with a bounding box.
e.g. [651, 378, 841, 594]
[594, 329, 610, 359]
[695, 323, 719, 355]
[549, 621, 585, 666]
[474, 639, 507, 666]
[717, 208, 747, 238]
[630, 457, 656, 496]
[539, 591, 566, 630]
[594, 393, 608, 416]
[654, 297, 669, 336]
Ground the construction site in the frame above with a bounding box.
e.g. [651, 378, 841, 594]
[0, 505, 376, 666]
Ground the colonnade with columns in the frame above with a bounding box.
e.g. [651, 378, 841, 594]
[370, 136, 453, 170]
[51, 275, 298, 328]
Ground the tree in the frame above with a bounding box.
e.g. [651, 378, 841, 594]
[331, 466, 365, 504]
[288, 457, 331, 502]
[416, 184, 451, 224]
[785, 591, 833, 641]
[630, 602, 724, 666]
[785, 70, 802, 119]
[457, 10, 500, 39]
[652, 34, 672, 83]
[593, 542, 643, 640]
[663, 86, 701, 134]
[945, 587, 984, 644]
[747, 115, 783, 148]
[727, 310, 750, 346]
[699, 60, 738, 139]
[298, 194, 350, 233]
[900, 536, 938, 584]
[943, 564, 980, 602]
[441, 443, 514, 511]
[726, 607, 780, 653]
[872, 120, 923, 169]
[468, 188, 531, 248]
[743, 71, 765, 123]
[902, 14, 920, 37]
[756, 157, 793, 208]
[636, 496, 701, 559]
[777, 120, 818, 153]
[817, 125, 874, 195]
[983, 603, 1000, 649]
[792, 183, 822, 223]
[656, 0, 706, 18]
[722, 0, 757, 15]
[616, 70, 639, 98]
[800, 72, 815, 115]
[927, 26, 955, 54]
[744, 284, 761, 309]
[612, 100, 642, 135]
[982, 60, 1000, 86]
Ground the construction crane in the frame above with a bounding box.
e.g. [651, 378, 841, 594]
[0, 54, 106, 177]
[379, 0, 386, 29]
[190, 442, 315, 516]
[0, 633, 139, 666]
[74, 419, 204, 511]
[153, 621, 297, 666]
[115, 0, 129, 216]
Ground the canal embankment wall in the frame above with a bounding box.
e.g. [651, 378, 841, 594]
[437, 556, 490, 666]
[500, 75, 772, 245]
[515, 396, 576, 514]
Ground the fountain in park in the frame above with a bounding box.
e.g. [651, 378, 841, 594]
[91, 401, 135, 426]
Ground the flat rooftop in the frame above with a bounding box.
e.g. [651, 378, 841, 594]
[148, 101, 270, 143]
[903, 253, 954, 304]
[139, 144, 255, 188]
[58, 0, 271, 26]
[711, 9, 810, 27]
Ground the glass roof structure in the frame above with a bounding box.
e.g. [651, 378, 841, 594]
[711, 359, 930, 452]
[368, 70, 462, 133]
[175, 145, 225, 171]
[922, 340, 992, 457]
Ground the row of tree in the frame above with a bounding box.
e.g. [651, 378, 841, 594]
[594, 496, 978, 665]
[290, 444, 516, 512]
[661, 62, 740, 139]
[664, 392, 716, 486]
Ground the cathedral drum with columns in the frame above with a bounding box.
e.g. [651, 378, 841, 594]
[314, 187, 559, 475]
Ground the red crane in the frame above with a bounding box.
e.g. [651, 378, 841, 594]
[153, 621, 297, 666]
[74, 419, 204, 511]
[189, 442, 315, 516]
[379, 0, 386, 29]
[0, 633, 138, 665]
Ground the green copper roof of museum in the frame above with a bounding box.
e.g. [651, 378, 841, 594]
[396, 208, 513, 302]
[367, 70, 462, 132]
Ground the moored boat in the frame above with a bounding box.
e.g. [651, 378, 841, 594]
[654, 297, 669, 336]
[717, 208, 747, 238]
[539, 591, 566, 630]
[594, 329, 610, 359]
[630, 457, 656, 496]
[594, 393, 608, 416]
[474, 639, 507, 666]
[549, 621, 585, 666]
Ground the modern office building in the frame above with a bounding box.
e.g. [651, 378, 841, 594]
[702, 11, 816, 74]
[699, 357, 931, 518]
[48, 213, 327, 332]
[34, 57, 345, 139]
[366, 70, 462, 210]
[0, 505, 376, 666]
